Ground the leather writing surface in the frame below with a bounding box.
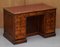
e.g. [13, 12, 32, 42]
[5, 3, 55, 14]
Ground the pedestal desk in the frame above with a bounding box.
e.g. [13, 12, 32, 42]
[3, 3, 56, 44]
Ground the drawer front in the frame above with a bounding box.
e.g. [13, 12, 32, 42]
[43, 10, 56, 34]
[14, 15, 26, 40]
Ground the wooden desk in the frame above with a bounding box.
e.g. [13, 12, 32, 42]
[3, 3, 56, 44]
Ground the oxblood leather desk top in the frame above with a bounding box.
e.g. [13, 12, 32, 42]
[4, 3, 55, 14]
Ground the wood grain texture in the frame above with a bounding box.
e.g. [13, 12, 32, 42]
[3, 3, 56, 44]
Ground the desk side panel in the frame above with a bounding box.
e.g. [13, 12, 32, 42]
[3, 9, 15, 44]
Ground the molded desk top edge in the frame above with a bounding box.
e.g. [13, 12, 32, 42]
[4, 3, 56, 14]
